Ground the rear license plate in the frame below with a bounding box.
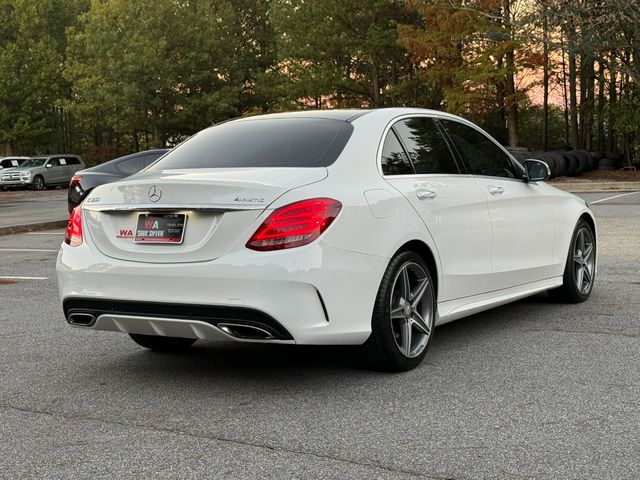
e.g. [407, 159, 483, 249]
[134, 213, 187, 244]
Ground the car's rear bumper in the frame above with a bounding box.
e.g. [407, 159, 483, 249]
[56, 240, 388, 345]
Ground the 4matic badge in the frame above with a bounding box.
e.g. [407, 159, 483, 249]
[234, 196, 265, 204]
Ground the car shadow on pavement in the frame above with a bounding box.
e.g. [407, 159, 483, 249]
[77, 292, 562, 386]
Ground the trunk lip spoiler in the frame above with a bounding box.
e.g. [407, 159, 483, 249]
[82, 203, 265, 212]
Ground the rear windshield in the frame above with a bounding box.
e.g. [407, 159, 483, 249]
[147, 118, 353, 170]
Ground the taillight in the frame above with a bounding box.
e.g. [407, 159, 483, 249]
[246, 198, 342, 251]
[64, 206, 83, 247]
[69, 175, 82, 187]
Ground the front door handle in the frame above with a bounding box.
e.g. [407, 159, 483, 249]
[487, 185, 504, 195]
[415, 189, 437, 200]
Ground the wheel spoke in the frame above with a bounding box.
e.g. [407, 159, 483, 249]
[573, 254, 582, 265]
[401, 266, 411, 300]
[412, 311, 430, 336]
[583, 264, 592, 284]
[410, 278, 429, 308]
[578, 229, 585, 253]
[400, 318, 412, 356]
[583, 243, 594, 261]
[390, 305, 405, 320]
[576, 266, 584, 290]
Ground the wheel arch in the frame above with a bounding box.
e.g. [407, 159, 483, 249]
[579, 211, 596, 237]
[395, 239, 440, 301]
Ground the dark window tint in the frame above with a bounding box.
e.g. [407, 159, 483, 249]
[393, 118, 459, 175]
[381, 130, 413, 175]
[1, 159, 22, 168]
[440, 120, 516, 178]
[48, 158, 60, 167]
[67, 157, 81, 165]
[141, 153, 163, 168]
[116, 157, 143, 175]
[147, 118, 353, 170]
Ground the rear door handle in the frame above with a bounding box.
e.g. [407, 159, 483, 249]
[415, 189, 437, 200]
[487, 185, 504, 195]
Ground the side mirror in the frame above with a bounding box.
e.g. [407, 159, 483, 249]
[524, 159, 550, 182]
[45, 163, 53, 168]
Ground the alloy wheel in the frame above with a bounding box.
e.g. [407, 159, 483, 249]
[389, 261, 434, 358]
[573, 227, 595, 294]
[33, 176, 44, 190]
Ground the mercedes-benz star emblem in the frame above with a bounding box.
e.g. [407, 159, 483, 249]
[148, 185, 162, 202]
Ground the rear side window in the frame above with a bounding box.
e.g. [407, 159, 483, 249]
[147, 118, 353, 170]
[393, 118, 459, 175]
[67, 157, 81, 165]
[381, 130, 413, 175]
[1, 159, 20, 167]
[440, 120, 516, 178]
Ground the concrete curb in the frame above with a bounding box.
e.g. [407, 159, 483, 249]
[551, 181, 640, 193]
[0, 219, 68, 236]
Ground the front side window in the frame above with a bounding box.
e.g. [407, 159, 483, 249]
[393, 118, 460, 175]
[440, 120, 516, 178]
[21, 158, 47, 168]
[380, 130, 413, 175]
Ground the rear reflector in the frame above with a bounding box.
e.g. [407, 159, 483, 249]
[64, 206, 83, 247]
[246, 198, 342, 251]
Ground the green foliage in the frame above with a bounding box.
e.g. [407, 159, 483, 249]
[269, 0, 430, 108]
[0, 0, 637, 161]
[0, 0, 82, 153]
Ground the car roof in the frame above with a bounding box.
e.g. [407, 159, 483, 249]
[30, 154, 82, 159]
[228, 109, 371, 124]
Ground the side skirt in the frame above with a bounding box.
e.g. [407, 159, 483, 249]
[436, 276, 563, 326]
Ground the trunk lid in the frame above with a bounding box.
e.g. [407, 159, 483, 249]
[83, 168, 327, 263]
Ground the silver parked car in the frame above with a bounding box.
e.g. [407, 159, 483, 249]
[0, 156, 29, 171]
[1, 155, 84, 190]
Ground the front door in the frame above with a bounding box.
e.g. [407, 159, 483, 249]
[439, 119, 555, 291]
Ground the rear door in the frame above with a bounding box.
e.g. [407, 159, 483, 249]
[381, 116, 493, 302]
[57, 157, 72, 184]
[439, 119, 555, 290]
[65, 157, 83, 180]
[44, 158, 61, 184]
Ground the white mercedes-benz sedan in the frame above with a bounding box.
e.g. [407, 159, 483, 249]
[57, 108, 596, 371]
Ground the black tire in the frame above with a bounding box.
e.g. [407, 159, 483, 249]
[129, 333, 196, 352]
[361, 250, 436, 372]
[548, 219, 596, 303]
[32, 175, 45, 191]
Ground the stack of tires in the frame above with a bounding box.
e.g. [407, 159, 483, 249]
[509, 149, 625, 179]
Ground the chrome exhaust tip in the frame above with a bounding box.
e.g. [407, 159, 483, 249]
[217, 323, 276, 340]
[68, 312, 96, 327]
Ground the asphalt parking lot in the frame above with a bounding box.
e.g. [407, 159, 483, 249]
[1, 191, 639, 479]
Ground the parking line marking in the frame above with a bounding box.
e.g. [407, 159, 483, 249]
[589, 191, 640, 205]
[0, 248, 59, 253]
[0, 276, 49, 280]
